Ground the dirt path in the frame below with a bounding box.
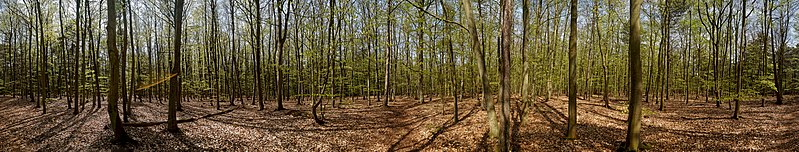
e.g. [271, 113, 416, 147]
[0, 95, 796, 151]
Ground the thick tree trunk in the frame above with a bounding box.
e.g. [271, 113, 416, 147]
[624, 0, 643, 150]
[106, 0, 132, 141]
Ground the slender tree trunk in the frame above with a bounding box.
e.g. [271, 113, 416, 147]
[89, 0, 101, 108]
[660, 1, 671, 111]
[275, 0, 288, 111]
[35, 0, 48, 114]
[498, 0, 513, 149]
[229, 0, 240, 106]
[416, 0, 425, 103]
[383, 0, 392, 107]
[254, 0, 265, 110]
[521, 0, 531, 115]
[439, 0, 458, 121]
[565, 0, 578, 140]
[459, 0, 496, 138]
[733, 0, 746, 119]
[168, 0, 185, 133]
[121, 2, 130, 122]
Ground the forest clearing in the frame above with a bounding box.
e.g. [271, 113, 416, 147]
[1, 95, 796, 151]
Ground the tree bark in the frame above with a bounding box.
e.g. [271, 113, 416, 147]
[498, 0, 513, 149]
[383, 0, 392, 107]
[565, 0, 578, 140]
[459, 0, 496, 138]
[106, 0, 132, 141]
[624, 0, 644, 150]
[168, 0, 185, 133]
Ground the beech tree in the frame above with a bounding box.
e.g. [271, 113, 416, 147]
[168, 0, 185, 133]
[106, 0, 132, 141]
[624, 0, 643, 150]
[498, 0, 512, 150]
[565, 0, 578, 140]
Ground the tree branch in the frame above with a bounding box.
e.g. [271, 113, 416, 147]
[402, 0, 468, 31]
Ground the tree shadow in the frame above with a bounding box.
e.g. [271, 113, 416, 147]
[476, 131, 490, 152]
[533, 101, 567, 132]
[387, 124, 422, 151]
[772, 126, 799, 151]
[170, 130, 219, 151]
[679, 116, 734, 120]
[578, 102, 620, 112]
[401, 107, 479, 152]
[513, 122, 624, 151]
[30, 106, 99, 144]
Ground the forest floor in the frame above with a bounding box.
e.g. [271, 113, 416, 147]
[0, 94, 797, 151]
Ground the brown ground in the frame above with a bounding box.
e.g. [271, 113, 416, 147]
[0, 94, 797, 151]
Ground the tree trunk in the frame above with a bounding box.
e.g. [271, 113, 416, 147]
[275, 0, 288, 111]
[624, 0, 643, 150]
[459, 0, 496, 139]
[565, 0, 578, 140]
[660, 0, 671, 111]
[121, 1, 130, 122]
[106, 0, 132, 141]
[229, 0, 240, 106]
[383, 0, 392, 107]
[168, 0, 185, 133]
[521, 0, 531, 115]
[38, 0, 49, 114]
[498, 0, 513, 149]
[733, 0, 746, 119]
[440, 0, 457, 121]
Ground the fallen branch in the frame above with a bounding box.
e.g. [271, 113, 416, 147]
[123, 106, 238, 127]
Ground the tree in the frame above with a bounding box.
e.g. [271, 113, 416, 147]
[415, 0, 426, 103]
[623, 0, 644, 150]
[254, 0, 265, 111]
[229, 0, 241, 106]
[565, 0, 578, 140]
[659, 0, 671, 111]
[383, 0, 392, 107]
[733, 0, 748, 119]
[90, 0, 101, 109]
[34, 0, 48, 115]
[594, 0, 610, 107]
[168, 0, 185, 133]
[439, 0, 458, 122]
[774, 0, 794, 105]
[106, 0, 132, 141]
[699, 0, 732, 108]
[121, 0, 131, 122]
[521, 0, 531, 114]
[498, 0, 513, 150]
[274, 0, 289, 111]
[459, 0, 497, 139]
